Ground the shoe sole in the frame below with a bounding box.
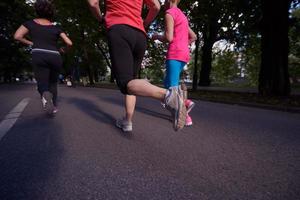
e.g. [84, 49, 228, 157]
[116, 121, 132, 132]
[174, 89, 187, 131]
[43, 92, 54, 115]
[185, 122, 193, 126]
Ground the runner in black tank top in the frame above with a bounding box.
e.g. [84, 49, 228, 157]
[14, 0, 72, 115]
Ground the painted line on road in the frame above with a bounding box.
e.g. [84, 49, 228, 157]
[0, 98, 30, 142]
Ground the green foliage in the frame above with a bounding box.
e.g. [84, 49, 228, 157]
[1, 0, 298, 89]
[0, 0, 34, 82]
[211, 49, 239, 84]
[141, 41, 166, 83]
[54, 0, 109, 83]
[289, 7, 300, 83]
[240, 34, 261, 86]
[180, 0, 262, 87]
[0, 0, 109, 83]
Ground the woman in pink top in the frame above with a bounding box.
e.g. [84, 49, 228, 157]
[152, 0, 197, 126]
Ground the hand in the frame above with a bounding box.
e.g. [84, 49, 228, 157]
[59, 47, 66, 54]
[151, 33, 162, 41]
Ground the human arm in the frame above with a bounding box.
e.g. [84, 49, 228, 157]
[143, 0, 161, 29]
[151, 13, 174, 43]
[59, 32, 73, 53]
[14, 25, 33, 46]
[152, 13, 173, 42]
[87, 0, 103, 23]
[164, 13, 174, 43]
[188, 27, 197, 44]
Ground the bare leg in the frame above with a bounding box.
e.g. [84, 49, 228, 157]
[127, 79, 167, 101]
[125, 95, 136, 122]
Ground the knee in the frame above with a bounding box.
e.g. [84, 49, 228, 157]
[117, 79, 131, 95]
[126, 80, 139, 95]
[126, 80, 136, 95]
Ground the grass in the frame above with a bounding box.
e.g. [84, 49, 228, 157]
[79, 81, 300, 111]
[189, 90, 300, 109]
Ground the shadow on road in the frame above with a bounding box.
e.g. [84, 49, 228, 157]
[98, 96, 171, 122]
[135, 106, 171, 122]
[66, 97, 115, 125]
[0, 116, 64, 200]
[66, 97, 133, 139]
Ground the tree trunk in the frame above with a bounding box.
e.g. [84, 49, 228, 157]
[199, 40, 214, 86]
[82, 29, 94, 85]
[94, 68, 99, 83]
[258, 0, 291, 96]
[192, 34, 200, 91]
[96, 42, 111, 68]
[109, 73, 115, 83]
[87, 65, 94, 85]
[199, 21, 218, 86]
[83, 47, 94, 85]
[4, 70, 11, 83]
[95, 42, 115, 83]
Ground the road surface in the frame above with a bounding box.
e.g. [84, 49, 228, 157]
[0, 84, 299, 200]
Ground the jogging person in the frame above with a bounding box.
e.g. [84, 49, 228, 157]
[87, 0, 187, 131]
[14, 0, 72, 115]
[152, 0, 197, 126]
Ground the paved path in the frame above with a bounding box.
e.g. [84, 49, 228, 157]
[0, 84, 299, 200]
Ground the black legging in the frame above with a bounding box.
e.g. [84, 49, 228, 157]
[32, 51, 62, 106]
[107, 24, 147, 94]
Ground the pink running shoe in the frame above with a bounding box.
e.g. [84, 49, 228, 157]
[185, 99, 195, 113]
[185, 114, 193, 126]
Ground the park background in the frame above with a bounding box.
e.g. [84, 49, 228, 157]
[1, 0, 300, 108]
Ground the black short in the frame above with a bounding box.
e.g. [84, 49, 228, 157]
[107, 24, 147, 94]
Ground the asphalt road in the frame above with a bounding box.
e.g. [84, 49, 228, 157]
[0, 84, 299, 200]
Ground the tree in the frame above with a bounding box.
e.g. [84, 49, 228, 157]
[258, 0, 297, 96]
[192, 30, 201, 91]
[0, 0, 34, 82]
[211, 47, 239, 85]
[54, 0, 109, 84]
[240, 34, 261, 86]
[181, 0, 261, 88]
[289, 7, 300, 84]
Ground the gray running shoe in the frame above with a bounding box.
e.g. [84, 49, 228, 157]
[42, 91, 54, 115]
[116, 118, 133, 132]
[165, 87, 187, 131]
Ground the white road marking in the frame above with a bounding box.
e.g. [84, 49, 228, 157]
[0, 98, 30, 141]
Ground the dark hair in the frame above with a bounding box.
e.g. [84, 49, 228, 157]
[34, 0, 54, 20]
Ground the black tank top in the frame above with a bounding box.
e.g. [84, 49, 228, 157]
[23, 20, 63, 51]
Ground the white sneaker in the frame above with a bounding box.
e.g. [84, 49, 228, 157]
[41, 97, 47, 109]
[116, 118, 133, 132]
[42, 92, 54, 115]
